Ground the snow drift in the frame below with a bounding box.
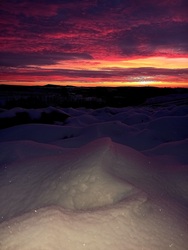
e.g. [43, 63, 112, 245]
[0, 103, 188, 250]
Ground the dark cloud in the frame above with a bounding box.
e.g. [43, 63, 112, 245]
[0, 52, 93, 67]
[119, 22, 188, 56]
[2, 66, 187, 80]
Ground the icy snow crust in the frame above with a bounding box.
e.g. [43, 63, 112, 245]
[0, 104, 188, 249]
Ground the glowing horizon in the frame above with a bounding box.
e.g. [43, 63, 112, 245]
[0, 1, 187, 88]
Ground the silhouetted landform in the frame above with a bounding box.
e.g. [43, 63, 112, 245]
[0, 84, 188, 109]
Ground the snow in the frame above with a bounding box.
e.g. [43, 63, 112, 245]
[0, 98, 188, 250]
[0, 106, 69, 129]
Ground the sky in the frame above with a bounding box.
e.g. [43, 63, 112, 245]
[0, 0, 188, 88]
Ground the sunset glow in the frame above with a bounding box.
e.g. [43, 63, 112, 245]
[0, 0, 187, 88]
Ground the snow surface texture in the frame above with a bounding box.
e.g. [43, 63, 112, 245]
[0, 102, 188, 250]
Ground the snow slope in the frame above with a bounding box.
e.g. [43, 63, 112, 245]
[0, 103, 188, 250]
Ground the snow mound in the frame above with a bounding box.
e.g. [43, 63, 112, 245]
[0, 138, 148, 221]
[0, 106, 69, 128]
[0, 103, 188, 250]
[0, 124, 81, 143]
[0, 138, 187, 250]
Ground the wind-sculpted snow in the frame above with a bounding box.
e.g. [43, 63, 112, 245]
[0, 103, 188, 249]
